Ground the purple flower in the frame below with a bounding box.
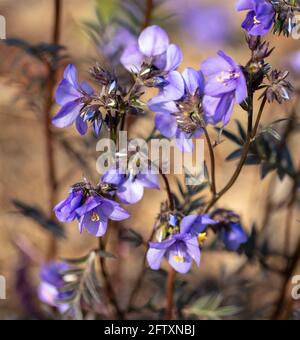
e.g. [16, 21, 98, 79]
[102, 166, 160, 205]
[236, 0, 275, 36]
[52, 64, 94, 135]
[221, 223, 248, 251]
[76, 196, 130, 237]
[148, 68, 205, 152]
[202, 51, 247, 126]
[212, 209, 248, 251]
[38, 262, 73, 313]
[120, 25, 182, 74]
[54, 183, 130, 238]
[147, 214, 215, 274]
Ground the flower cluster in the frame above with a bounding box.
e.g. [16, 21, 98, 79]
[54, 181, 130, 237]
[121, 25, 182, 87]
[149, 52, 248, 152]
[50, 5, 291, 289]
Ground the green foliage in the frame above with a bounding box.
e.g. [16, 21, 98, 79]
[185, 294, 241, 320]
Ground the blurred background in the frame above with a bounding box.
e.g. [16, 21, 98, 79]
[0, 0, 299, 320]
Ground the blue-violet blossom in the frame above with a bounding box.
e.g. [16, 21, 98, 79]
[54, 184, 130, 237]
[202, 51, 247, 126]
[236, 0, 275, 36]
[120, 25, 182, 74]
[148, 68, 205, 153]
[147, 214, 215, 274]
[52, 64, 94, 135]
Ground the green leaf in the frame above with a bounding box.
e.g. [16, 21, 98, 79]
[186, 294, 241, 320]
[215, 127, 244, 146]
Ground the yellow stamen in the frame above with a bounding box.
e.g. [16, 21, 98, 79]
[174, 255, 185, 263]
[198, 232, 207, 246]
[91, 212, 100, 222]
[253, 16, 261, 25]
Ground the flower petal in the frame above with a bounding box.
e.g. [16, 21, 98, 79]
[138, 25, 169, 57]
[162, 71, 185, 101]
[102, 167, 126, 186]
[182, 67, 205, 95]
[100, 199, 130, 221]
[147, 248, 167, 270]
[63, 64, 80, 90]
[81, 211, 108, 237]
[180, 215, 200, 234]
[175, 130, 194, 153]
[137, 172, 160, 189]
[155, 113, 177, 139]
[117, 179, 145, 204]
[167, 243, 193, 274]
[55, 79, 80, 106]
[185, 236, 201, 266]
[75, 116, 88, 135]
[52, 101, 82, 129]
[165, 44, 183, 72]
[148, 96, 179, 114]
[120, 43, 144, 73]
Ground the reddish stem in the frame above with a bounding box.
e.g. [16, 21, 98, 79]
[45, 0, 62, 260]
[164, 268, 176, 320]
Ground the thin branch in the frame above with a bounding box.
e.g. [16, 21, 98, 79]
[202, 125, 217, 196]
[204, 92, 267, 213]
[142, 0, 154, 30]
[45, 0, 62, 260]
[164, 267, 176, 320]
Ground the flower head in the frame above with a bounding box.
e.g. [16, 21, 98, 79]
[120, 25, 182, 81]
[147, 214, 215, 274]
[38, 262, 74, 313]
[237, 0, 275, 36]
[52, 64, 94, 135]
[54, 181, 130, 238]
[202, 51, 247, 126]
[148, 68, 205, 152]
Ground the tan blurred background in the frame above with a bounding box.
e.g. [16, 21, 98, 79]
[0, 0, 299, 319]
